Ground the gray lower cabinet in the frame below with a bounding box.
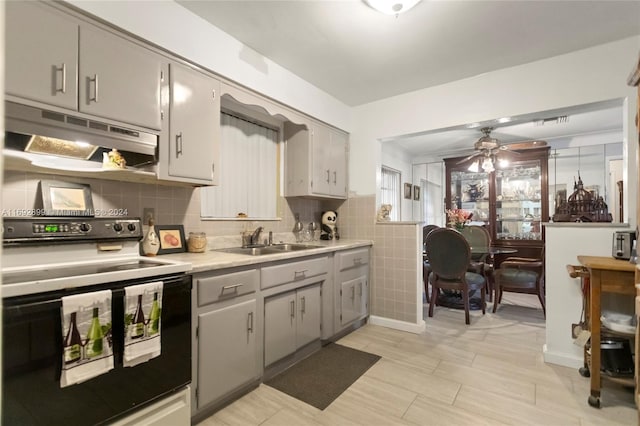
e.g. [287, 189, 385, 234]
[335, 248, 370, 331]
[192, 267, 259, 415]
[264, 283, 321, 366]
[197, 299, 258, 408]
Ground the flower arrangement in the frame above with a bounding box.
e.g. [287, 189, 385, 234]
[446, 209, 473, 231]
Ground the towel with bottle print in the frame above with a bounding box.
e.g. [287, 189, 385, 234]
[60, 290, 114, 387]
[124, 281, 163, 367]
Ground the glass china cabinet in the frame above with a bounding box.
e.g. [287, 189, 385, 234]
[445, 147, 549, 257]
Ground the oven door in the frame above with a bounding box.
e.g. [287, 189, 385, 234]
[2, 274, 191, 425]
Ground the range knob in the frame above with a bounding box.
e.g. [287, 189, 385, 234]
[79, 223, 91, 232]
[113, 223, 123, 232]
[127, 223, 137, 232]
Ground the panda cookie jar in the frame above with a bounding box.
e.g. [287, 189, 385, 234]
[320, 210, 340, 240]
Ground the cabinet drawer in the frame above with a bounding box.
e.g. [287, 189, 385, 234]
[337, 248, 369, 271]
[197, 269, 258, 306]
[261, 257, 328, 289]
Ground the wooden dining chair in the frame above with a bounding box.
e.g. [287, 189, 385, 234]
[426, 228, 486, 324]
[459, 225, 492, 299]
[492, 246, 546, 316]
[422, 225, 440, 304]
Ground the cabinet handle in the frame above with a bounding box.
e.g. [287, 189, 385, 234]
[212, 89, 216, 100]
[222, 283, 243, 292]
[55, 63, 66, 94]
[247, 311, 254, 333]
[326, 169, 330, 184]
[351, 286, 355, 300]
[301, 296, 306, 314]
[333, 171, 337, 185]
[359, 282, 363, 296]
[89, 74, 99, 102]
[290, 300, 295, 318]
[294, 269, 308, 279]
[353, 257, 362, 265]
[176, 132, 183, 157]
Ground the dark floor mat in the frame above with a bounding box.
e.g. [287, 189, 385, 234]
[264, 343, 381, 410]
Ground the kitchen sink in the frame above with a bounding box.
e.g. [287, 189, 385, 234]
[215, 243, 323, 256]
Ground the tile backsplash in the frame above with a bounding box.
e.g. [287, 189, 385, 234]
[3, 171, 420, 326]
[2, 171, 356, 245]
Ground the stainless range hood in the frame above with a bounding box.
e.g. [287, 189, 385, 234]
[4, 101, 158, 165]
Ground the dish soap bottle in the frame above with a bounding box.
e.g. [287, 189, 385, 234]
[142, 218, 160, 257]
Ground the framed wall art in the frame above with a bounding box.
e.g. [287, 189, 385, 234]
[155, 225, 187, 254]
[38, 180, 94, 217]
[413, 185, 420, 201]
[404, 182, 412, 199]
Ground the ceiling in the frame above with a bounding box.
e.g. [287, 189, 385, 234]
[177, 0, 640, 107]
[176, 0, 638, 156]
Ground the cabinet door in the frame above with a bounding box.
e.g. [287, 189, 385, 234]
[264, 291, 297, 366]
[169, 63, 220, 184]
[197, 299, 257, 409]
[329, 129, 348, 197]
[340, 276, 367, 326]
[296, 284, 321, 349]
[311, 123, 332, 195]
[5, 1, 78, 110]
[79, 25, 162, 130]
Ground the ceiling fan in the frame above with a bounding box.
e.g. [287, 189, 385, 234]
[457, 127, 547, 172]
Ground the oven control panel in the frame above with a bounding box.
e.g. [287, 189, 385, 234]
[3, 217, 143, 244]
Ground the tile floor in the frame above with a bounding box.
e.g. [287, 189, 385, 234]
[197, 294, 637, 425]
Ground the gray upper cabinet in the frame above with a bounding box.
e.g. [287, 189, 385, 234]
[5, 1, 79, 110]
[5, 1, 162, 131]
[78, 25, 162, 130]
[284, 121, 348, 199]
[165, 62, 220, 185]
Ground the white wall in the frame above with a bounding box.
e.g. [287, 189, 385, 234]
[544, 225, 633, 368]
[350, 36, 639, 228]
[67, 0, 352, 133]
[381, 143, 413, 221]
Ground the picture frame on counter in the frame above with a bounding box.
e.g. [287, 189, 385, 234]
[38, 180, 94, 217]
[155, 225, 187, 254]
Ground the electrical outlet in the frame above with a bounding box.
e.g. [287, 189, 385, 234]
[571, 322, 586, 339]
[143, 208, 155, 224]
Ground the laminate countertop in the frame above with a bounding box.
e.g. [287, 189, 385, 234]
[160, 239, 373, 274]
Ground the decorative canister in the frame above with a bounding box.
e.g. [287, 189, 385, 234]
[187, 232, 207, 253]
[142, 218, 160, 256]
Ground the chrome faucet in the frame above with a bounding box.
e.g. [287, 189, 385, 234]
[250, 226, 263, 246]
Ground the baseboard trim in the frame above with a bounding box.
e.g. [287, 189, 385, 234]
[543, 344, 583, 369]
[369, 315, 426, 334]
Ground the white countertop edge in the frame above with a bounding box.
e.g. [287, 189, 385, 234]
[163, 239, 374, 274]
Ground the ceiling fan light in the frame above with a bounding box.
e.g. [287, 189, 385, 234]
[499, 158, 509, 168]
[467, 161, 479, 173]
[364, 0, 421, 15]
[481, 157, 495, 173]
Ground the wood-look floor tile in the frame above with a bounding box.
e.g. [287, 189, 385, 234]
[334, 375, 418, 419]
[361, 341, 441, 374]
[434, 360, 536, 404]
[364, 358, 461, 405]
[454, 384, 582, 426]
[209, 385, 290, 425]
[261, 408, 323, 426]
[403, 393, 511, 426]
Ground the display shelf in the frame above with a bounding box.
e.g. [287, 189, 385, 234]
[445, 147, 549, 256]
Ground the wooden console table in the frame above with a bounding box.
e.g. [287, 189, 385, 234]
[577, 255, 636, 408]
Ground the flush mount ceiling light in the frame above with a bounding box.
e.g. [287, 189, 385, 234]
[364, 0, 421, 15]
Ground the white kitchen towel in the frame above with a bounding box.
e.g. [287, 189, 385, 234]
[60, 290, 114, 388]
[124, 281, 163, 367]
